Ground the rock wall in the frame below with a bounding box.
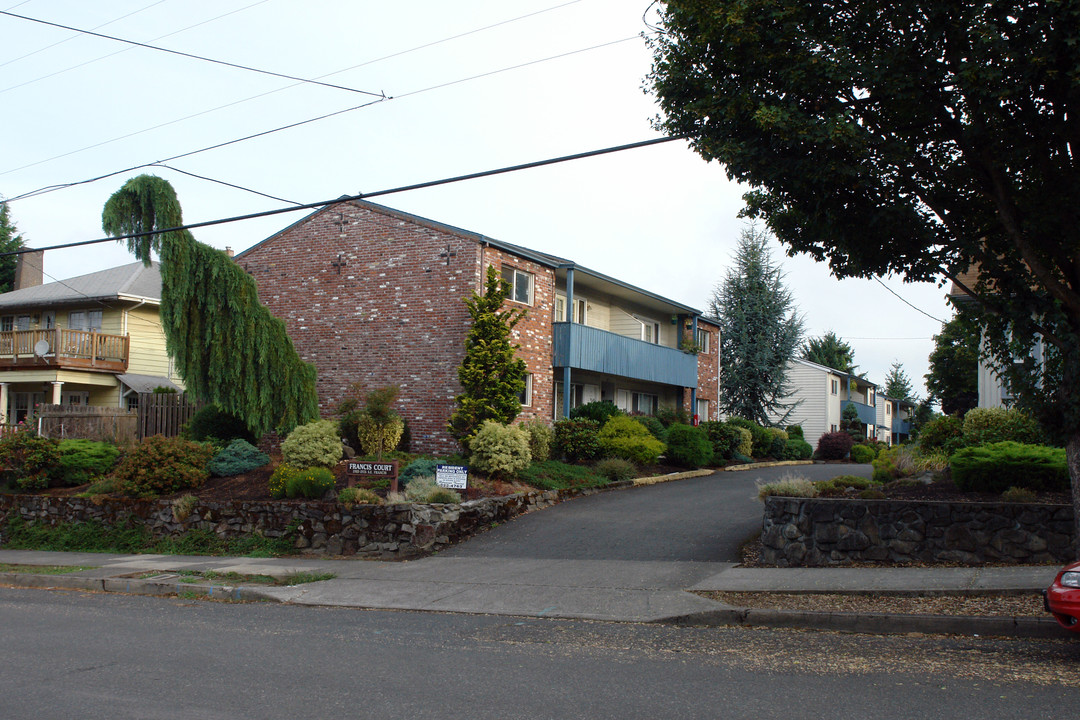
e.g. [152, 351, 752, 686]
[0, 484, 625, 558]
[761, 496, 1076, 566]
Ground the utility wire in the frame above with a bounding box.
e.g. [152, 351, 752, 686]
[0, 136, 684, 257]
[0, 0, 272, 95]
[4, 32, 643, 195]
[0, 0, 169, 69]
[149, 163, 302, 205]
[0, 10, 386, 98]
[873, 276, 945, 324]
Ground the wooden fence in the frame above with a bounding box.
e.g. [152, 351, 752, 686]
[37, 404, 138, 445]
[136, 392, 201, 439]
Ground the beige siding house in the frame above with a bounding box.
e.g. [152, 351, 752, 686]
[0, 255, 182, 424]
[771, 358, 880, 450]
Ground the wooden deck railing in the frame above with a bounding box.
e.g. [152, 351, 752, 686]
[0, 328, 129, 372]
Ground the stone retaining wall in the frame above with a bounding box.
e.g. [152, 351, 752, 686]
[761, 496, 1076, 566]
[0, 484, 627, 558]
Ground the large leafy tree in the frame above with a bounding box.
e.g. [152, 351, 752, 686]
[926, 313, 980, 416]
[448, 265, 527, 445]
[102, 175, 318, 437]
[711, 225, 803, 425]
[649, 0, 1080, 548]
[0, 200, 27, 293]
[801, 331, 855, 374]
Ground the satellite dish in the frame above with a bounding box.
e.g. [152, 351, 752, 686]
[33, 339, 50, 357]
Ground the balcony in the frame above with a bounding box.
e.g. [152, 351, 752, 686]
[843, 400, 877, 427]
[0, 329, 129, 373]
[892, 418, 911, 435]
[552, 322, 698, 387]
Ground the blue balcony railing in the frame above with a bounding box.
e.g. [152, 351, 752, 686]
[892, 418, 911, 435]
[843, 400, 877, 427]
[552, 322, 698, 387]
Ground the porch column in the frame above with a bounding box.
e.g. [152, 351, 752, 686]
[0, 382, 8, 425]
[51, 381, 63, 405]
[562, 267, 575, 419]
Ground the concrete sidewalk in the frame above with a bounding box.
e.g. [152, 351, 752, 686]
[0, 549, 1068, 638]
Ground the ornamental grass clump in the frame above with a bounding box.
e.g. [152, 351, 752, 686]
[281, 419, 342, 469]
[403, 476, 461, 504]
[756, 474, 819, 501]
[337, 486, 382, 508]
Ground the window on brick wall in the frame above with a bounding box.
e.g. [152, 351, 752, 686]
[519, 373, 533, 407]
[694, 328, 711, 353]
[501, 266, 534, 305]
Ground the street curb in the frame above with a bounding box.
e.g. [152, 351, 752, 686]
[723, 461, 814, 472]
[632, 469, 714, 486]
[0, 572, 285, 603]
[662, 605, 1071, 639]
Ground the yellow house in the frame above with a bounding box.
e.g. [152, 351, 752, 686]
[0, 253, 182, 425]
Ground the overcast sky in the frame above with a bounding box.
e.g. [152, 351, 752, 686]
[0, 0, 954, 397]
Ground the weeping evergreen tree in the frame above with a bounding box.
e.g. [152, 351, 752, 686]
[101, 175, 318, 437]
[448, 265, 527, 444]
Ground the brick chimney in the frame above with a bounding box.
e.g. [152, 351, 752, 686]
[13, 249, 43, 290]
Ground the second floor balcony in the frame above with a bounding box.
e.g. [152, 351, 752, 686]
[552, 322, 698, 387]
[843, 400, 877, 427]
[0, 328, 129, 373]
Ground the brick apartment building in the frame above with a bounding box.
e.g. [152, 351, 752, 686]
[236, 199, 719, 455]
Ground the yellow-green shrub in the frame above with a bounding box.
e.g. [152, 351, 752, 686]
[468, 420, 531, 479]
[597, 415, 665, 465]
[281, 420, 341, 469]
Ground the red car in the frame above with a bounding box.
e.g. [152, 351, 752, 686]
[1044, 560, 1080, 633]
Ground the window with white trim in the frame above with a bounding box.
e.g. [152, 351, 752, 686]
[638, 318, 661, 344]
[695, 328, 711, 353]
[632, 392, 658, 415]
[830, 379, 839, 395]
[696, 398, 710, 421]
[69, 309, 102, 331]
[554, 294, 586, 323]
[500, 266, 534, 305]
[518, 374, 533, 407]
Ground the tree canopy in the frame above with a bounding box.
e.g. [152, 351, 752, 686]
[925, 312, 980, 417]
[650, 0, 1080, 545]
[448, 264, 527, 445]
[711, 225, 803, 425]
[0, 201, 27, 293]
[102, 175, 318, 437]
[883, 361, 916, 403]
[801, 331, 855, 374]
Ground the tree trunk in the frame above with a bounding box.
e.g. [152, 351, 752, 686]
[1066, 431, 1080, 560]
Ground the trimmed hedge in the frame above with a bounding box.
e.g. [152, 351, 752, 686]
[664, 423, 713, 468]
[850, 444, 875, 464]
[950, 441, 1068, 493]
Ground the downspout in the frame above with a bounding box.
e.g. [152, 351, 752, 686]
[123, 299, 147, 408]
[690, 315, 698, 421]
[563, 266, 574, 419]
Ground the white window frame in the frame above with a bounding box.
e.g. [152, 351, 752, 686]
[615, 388, 632, 413]
[501, 266, 534, 305]
[696, 398, 710, 421]
[554, 294, 586, 324]
[830, 378, 839, 395]
[695, 329, 710, 353]
[554, 382, 600, 414]
[69, 309, 102, 331]
[636, 317, 661, 344]
[519, 373, 533, 407]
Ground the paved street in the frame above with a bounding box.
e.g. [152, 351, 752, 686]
[0, 588, 1076, 720]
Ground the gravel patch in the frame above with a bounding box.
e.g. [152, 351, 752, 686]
[698, 591, 1046, 617]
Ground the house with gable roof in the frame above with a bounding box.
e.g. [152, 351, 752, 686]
[0, 253, 181, 425]
[236, 198, 720, 455]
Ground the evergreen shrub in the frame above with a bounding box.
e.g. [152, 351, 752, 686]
[57, 439, 120, 486]
[782, 438, 813, 460]
[281, 419, 342, 469]
[700, 421, 742, 461]
[726, 417, 771, 457]
[960, 407, 1044, 447]
[207, 439, 270, 477]
[634, 415, 667, 441]
[816, 431, 854, 460]
[731, 426, 753, 458]
[664, 423, 713, 467]
[594, 457, 637, 482]
[468, 420, 531, 479]
[113, 435, 214, 497]
[950, 442, 1068, 493]
[569, 401, 623, 425]
[764, 427, 789, 458]
[597, 415, 666, 465]
[285, 466, 336, 499]
[554, 419, 602, 463]
[655, 406, 690, 428]
[185, 405, 255, 444]
[918, 415, 963, 453]
[786, 424, 805, 440]
[400, 458, 440, 488]
[0, 430, 60, 490]
[521, 419, 553, 462]
[850, 444, 875, 464]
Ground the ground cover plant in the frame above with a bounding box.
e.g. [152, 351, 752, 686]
[950, 442, 1068, 494]
[516, 459, 606, 491]
[56, 439, 121, 486]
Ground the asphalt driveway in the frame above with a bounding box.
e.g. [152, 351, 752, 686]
[444, 463, 871, 563]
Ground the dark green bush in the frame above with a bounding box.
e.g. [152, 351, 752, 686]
[764, 428, 789, 459]
[850, 444, 875, 464]
[655, 406, 690, 428]
[0, 430, 60, 490]
[554, 419, 602, 463]
[918, 415, 963, 453]
[400, 458, 440, 488]
[664, 423, 713, 468]
[569, 401, 623, 425]
[518, 459, 604, 490]
[594, 457, 637, 482]
[960, 407, 1044, 447]
[701, 421, 744, 461]
[285, 466, 337, 499]
[786, 425, 804, 440]
[207, 439, 270, 477]
[815, 431, 854, 461]
[56, 439, 120, 486]
[185, 405, 255, 444]
[113, 435, 214, 497]
[950, 441, 1068, 493]
[726, 417, 771, 457]
[782, 438, 813, 460]
[634, 414, 667, 441]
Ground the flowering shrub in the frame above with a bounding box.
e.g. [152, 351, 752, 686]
[269, 463, 297, 499]
[285, 466, 336, 499]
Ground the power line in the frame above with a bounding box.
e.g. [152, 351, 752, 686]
[4, 31, 645, 196]
[0, 136, 684, 257]
[0, 10, 386, 98]
[0, 0, 169, 69]
[873, 276, 945, 324]
[149, 163, 302, 205]
[0, 0, 272, 95]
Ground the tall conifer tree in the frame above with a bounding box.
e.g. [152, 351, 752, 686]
[0, 201, 27, 293]
[101, 175, 318, 436]
[448, 265, 527, 444]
